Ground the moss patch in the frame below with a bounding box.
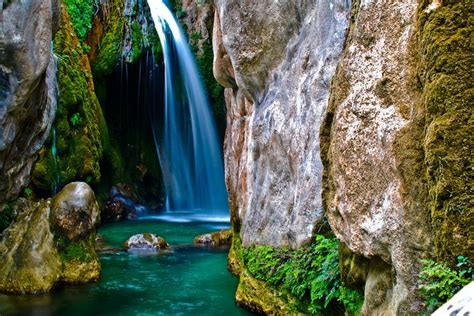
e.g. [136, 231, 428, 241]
[32, 6, 108, 194]
[417, 0, 474, 262]
[233, 234, 363, 315]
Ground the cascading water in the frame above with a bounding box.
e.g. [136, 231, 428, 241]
[147, 0, 228, 214]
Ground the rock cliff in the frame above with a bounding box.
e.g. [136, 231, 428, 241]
[215, 0, 352, 248]
[214, 0, 473, 314]
[0, 0, 59, 202]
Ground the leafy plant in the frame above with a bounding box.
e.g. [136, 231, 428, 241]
[70, 112, 82, 127]
[63, 0, 95, 41]
[23, 187, 33, 199]
[241, 235, 363, 315]
[419, 256, 472, 313]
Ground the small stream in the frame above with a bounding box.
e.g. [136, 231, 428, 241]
[0, 219, 252, 316]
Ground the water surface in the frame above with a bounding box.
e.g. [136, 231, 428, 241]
[0, 220, 251, 316]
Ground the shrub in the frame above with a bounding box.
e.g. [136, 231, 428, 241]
[419, 256, 472, 313]
[241, 235, 363, 315]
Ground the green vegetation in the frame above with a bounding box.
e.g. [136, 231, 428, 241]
[0, 203, 15, 233]
[70, 112, 82, 127]
[56, 235, 95, 263]
[62, 0, 95, 41]
[32, 6, 107, 193]
[241, 235, 364, 315]
[417, 0, 474, 261]
[419, 256, 472, 313]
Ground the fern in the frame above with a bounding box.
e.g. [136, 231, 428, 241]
[241, 235, 363, 315]
[419, 257, 472, 313]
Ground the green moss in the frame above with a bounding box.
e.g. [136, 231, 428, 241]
[57, 234, 95, 263]
[130, 21, 144, 63]
[32, 7, 107, 192]
[417, 0, 474, 262]
[62, 0, 95, 41]
[239, 235, 364, 315]
[91, 0, 124, 77]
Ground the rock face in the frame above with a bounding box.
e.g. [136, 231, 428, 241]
[321, 1, 432, 314]
[215, 0, 351, 248]
[124, 233, 170, 251]
[215, 0, 472, 315]
[0, 0, 59, 202]
[0, 182, 101, 294]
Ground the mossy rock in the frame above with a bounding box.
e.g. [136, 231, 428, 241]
[32, 5, 108, 193]
[124, 233, 170, 251]
[59, 235, 101, 283]
[417, 0, 474, 262]
[194, 229, 232, 246]
[0, 200, 62, 294]
[236, 269, 302, 315]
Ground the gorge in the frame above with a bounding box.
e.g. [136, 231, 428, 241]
[0, 0, 472, 315]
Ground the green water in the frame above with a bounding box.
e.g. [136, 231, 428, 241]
[0, 220, 252, 316]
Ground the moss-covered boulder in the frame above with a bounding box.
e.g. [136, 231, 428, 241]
[194, 229, 232, 247]
[0, 199, 61, 294]
[0, 182, 101, 294]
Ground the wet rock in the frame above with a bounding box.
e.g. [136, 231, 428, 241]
[0, 0, 59, 203]
[194, 229, 232, 247]
[124, 233, 170, 251]
[0, 200, 61, 294]
[235, 270, 300, 315]
[0, 182, 101, 294]
[102, 183, 146, 223]
[102, 199, 127, 222]
[51, 182, 100, 241]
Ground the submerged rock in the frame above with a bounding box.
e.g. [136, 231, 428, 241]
[124, 234, 170, 251]
[0, 182, 101, 294]
[194, 229, 232, 247]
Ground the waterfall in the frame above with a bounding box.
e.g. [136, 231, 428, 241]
[147, 0, 228, 213]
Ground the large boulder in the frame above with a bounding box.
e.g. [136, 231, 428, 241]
[0, 0, 59, 203]
[51, 182, 100, 241]
[0, 182, 101, 294]
[0, 200, 61, 294]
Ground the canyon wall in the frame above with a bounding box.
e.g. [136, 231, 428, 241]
[215, 0, 352, 248]
[0, 0, 59, 202]
[215, 0, 472, 314]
